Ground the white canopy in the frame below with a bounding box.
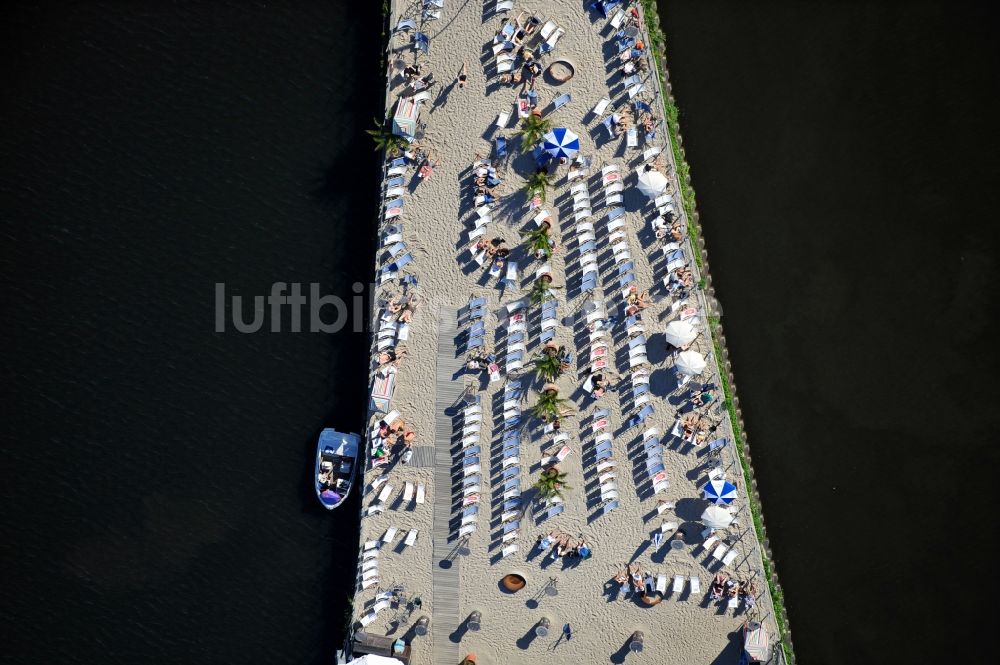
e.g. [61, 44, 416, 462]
[636, 169, 669, 198]
[675, 350, 707, 376]
[664, 320, 697, 347]
[701, 505, 734, 529]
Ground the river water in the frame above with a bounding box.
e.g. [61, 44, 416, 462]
[2, 1, 997, 663]
[659, 0, 1000, 662]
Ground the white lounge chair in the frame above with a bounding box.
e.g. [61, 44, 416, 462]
[404, 529, 418, 547]
[722, 549, 740, 567]
[689, 575, 701, 595]
[382, 527, 398, 544]
[673, 574, 685, 594]
[458, 524, 476, 537]
[712, 543, 729, 562]
[497, 110, 510, 127]
[655, 574, 667, 594]
[592, 97, 611, 117]
[403, 482, 414, 503]
[501, 544, 518, 558]
[377, 484, 394, 503]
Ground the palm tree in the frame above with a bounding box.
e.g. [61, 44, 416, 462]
[531, 387, 570, 422]
[516, 111, 551, 150]
[523, 169, 552, 202]
[521, 226, 552, 259]
[366, 116, 410, 156]
[533, 466, 571, 501]
[528, 276, 562, 305]
[532, 352, 563, 382]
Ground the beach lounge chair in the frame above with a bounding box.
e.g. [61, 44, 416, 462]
[689, 575, 701, 595]
[540, 504, 564, 522]
[497, 110, 511, 127]
[411, 90, 432, 104]
[494, 135, 507, 159]
[359, 611, 379, 627]
[502, 543, 518, 558]
[539, 20, 557, 40]
[404, 529, 418, 547]
[673, 574, 685, 595]
[458, 524, 476, 538]
[360, 577, 379, 590]
[403, 482, 414, 504]
[503, 520, 520, 534]
[495, 0, 514, 12]
[601, 499, 620, 516]
[596, 460, 616, 474]
[601, 115, 616, 139]
[656, 574, 667, 595]
[377, 484, 394, 503]
[657, 500, 675, 516]
[382, 527, 398, 544]
[609, 7, 626, 29]
[643, 146, 661, 162]
[712, 543, 729, 563]
[722, 549, 740, 567]
[394, 18, 417, 32]
[542, 28, 564, 53]
[464, 464, 481, 477]
[551, 93, 571, 112]
[626, 127, 638, 148]
[413, 32, 430, 54]
[502, 456, 519, 469]
[592, 97, 611, 117]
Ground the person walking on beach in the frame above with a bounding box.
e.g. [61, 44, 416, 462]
[562, 623, 572, 640]
[457, 62, 468, 89]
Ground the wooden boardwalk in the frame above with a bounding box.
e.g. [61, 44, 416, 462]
[431, 308, 463, 665]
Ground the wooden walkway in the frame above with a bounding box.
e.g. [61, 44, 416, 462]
[431, 308, 463, 665]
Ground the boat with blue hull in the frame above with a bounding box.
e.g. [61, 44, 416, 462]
[315, 429, 361, 510]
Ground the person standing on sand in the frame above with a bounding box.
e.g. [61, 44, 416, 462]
[562, 623, 572, 640]
[457, 62, 468, 89]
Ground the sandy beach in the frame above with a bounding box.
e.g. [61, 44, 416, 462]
[350, 1, 780, 663]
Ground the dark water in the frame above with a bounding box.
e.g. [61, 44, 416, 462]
[660, 0, 1000, 662]
[1, 1, 381, 663]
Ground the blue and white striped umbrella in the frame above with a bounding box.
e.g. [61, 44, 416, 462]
[542, 127, 580, 159]
[702, 479, 738, 505]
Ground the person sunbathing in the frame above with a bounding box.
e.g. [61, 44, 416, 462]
[629, 565, 644, 592]
[670, 222, 684, 242]
[711, 573, 728, 600]
[476, 238, 491, 253]
[377, 347, 406, 367]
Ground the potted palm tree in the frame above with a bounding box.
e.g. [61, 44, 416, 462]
[523, 169, 552, 202]
[532, 352, 563, 382]
[521, 226, 552, 259]
[528, 276, 561, 305]
[366, 116, 410, 157]
[534, 466, 571, 501]
[517, 111, 551, 150]
[531, 385, 570, 421]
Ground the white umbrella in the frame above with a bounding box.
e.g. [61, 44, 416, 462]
[346, 656, 406, 665]
[675, 350, 707, 376]
[664, 320, 697, 347]
[701, 505, 734, 529]
[636, 169, 669, 199]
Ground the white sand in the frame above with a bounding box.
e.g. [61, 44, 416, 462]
[351, 2, 780, 663]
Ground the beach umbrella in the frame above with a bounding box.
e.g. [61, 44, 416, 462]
[702, 479, 738, 505]
[701, 505, 734, 529]
[664, 320, 697, 347]
[675, 350, 707, 376]
[542, 127, 580, 160]
[636, 169, 669, 198]
[346, 656, 406, 665]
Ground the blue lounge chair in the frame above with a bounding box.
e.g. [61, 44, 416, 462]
[581, 272, 598, 292]
[502, 467, 519, 481]
[633, 100, 652, 114]
[413, 32, 430, 54]
[503, 520, 520, 534]
[601, 116, 616, 139]
[626, 404, 655, 430]
[601, 499, 620, 515]
[385, 176, 404, 189]
[384, 198, 404, 210]
[467, 335, 485, 350]
[494, 136, 507, 160]
[617, 37, 635, 53]
[551, 93, 571, 111]
[389, 253, 414, 272]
